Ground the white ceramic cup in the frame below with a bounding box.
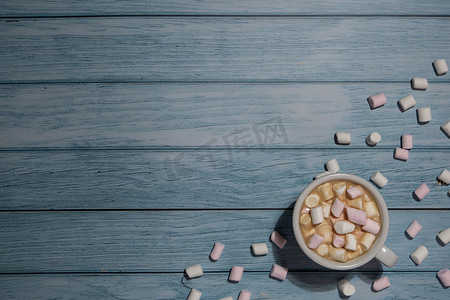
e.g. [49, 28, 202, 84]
[292, 173, 398, 270]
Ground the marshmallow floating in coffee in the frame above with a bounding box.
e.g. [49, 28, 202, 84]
[360, 233, 376, 251]
[238, 290, 251, 300]
[366, 132, 382, 146]
[185, 264, 203, 279]
[334, 221, 356, 235]
[335, 132, 351, 145]
[310, 206, 324, 225]
[367, 92, 387, 109]
[372, 276, 391, 292]
[370, 171, 388, 188]
[410, 245, 428, 265]
[438, 169, 450, 185]
[347, 186, 363, 199]
[345, 234, 357, 251]
[270, 264, 288, 281]
[229, 266, 244, 282]
[437, 268, 450, 287]
[330, 247, 346, 262]
[411, 77, 428, 90]
[187, 288, 202, 300]
[210, 242, 225, 261]
[251, 243, 268, 256]
[338, 279, 355, 297]
[308, 233, 325, 249]
[437, 228, 450, 245]
[346, 207, 367, 225]
[433, 59, 448, 76]
[394, 148, 409, 161]
[333, 182, 346, 195]
[414, 183, 430, 200]
[401, 134, 413, 150]
[333, 234, 345, 248]
[270, 231, 287, 249]
[363, 219, 381, 235]
[405, 220, 422, 239]
[398, 94, 416, 112]
[326, 158, 340, 173]
[331, 198, 345, 218]
[441, 120, 450, 137]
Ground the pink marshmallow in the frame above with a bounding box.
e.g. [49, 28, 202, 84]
[210, 242, 225, 261]
[372, 276, 391, 292]
[270, 264, 288, 281]
[238, 289, 251, 300]
[437, 268, 450, 287]
[362, 218, 380, 234]
[333, 234, 345, 248]
[405, 220, 422, 239]
[229, 266, 244, 282]
[346, 186, 364, 199]
[346, 207, 368, 226]
[394, 147, 409, 161]
[401, 134, 413, 150]
[368, 92, 387, 109]
[331, 198, 345, 217]
[270, 231, 287, 249]
[307, 233, 324, 249]
[414, 183, 430, 200]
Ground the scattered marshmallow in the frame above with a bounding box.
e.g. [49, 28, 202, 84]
[308, 233, 325, 249]
[326, 158, 340, 173]
[410, 245, 428, 265]
[414, 183, 430, 200]
[314, 171, 333, 180]
[360, 233, 376, 251]
[401, 134, 413, 150]
[363, 219, 381, 235]
[346, 207, 367, 225]
[437, 268, 450, 287]
[229, 266, 244, 282]
[338, 279, 355, 297]
[372, 276, 391, 292]
[331, 198, 345, 217]
[438, 169, 450, 185]
[437, 228, 450, 245]
[366, 132, 381, 146]
[433, 59, 448, 76]
[441, 120, 450, 137]
[405, 220, 422, 239]
[411, 77, 428, 90]
[185, 264, 203, 279]
[238, 289, 251, 300]
[397, 94, 416, 112]
[333, 234, 345, 248]
[370, 171, 388, 188]
[187, 288, 202, 300]
[335, 132, 351, 145]
[367, 92, 387, 109]
[251, 243, 269, 256]
[334, 220, 356, 235]
[219, 297, 233, 300]
[347, 186, 364, 199]
[345, 233, 357, 251]
[270, 264, 288, 281]
[210, 242, 225, 261]
[417, 107, 432, 123]
[310, 206, 325, 225]
[394, 147, 409, 161]
[270, 231, 287, 249]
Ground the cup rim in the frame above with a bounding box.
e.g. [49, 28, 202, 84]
[292, 173, 389, 270]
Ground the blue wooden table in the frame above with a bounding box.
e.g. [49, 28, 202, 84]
[0, 1, 449, 299]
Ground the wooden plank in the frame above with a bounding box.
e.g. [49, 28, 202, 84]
[0, 210, 447, 272]
[1, 1, 450, 16]
[1, 83, 449, 148]
[0, 150, 449, 209]
[0, 18, 449, 82]
[0, 272, 447, 299]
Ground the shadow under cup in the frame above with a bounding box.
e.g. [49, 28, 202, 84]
[292, 173, 390, 270]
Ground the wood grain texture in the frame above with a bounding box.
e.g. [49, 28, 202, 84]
[1, 0, 450, 16]
[1, 18, 449, 82]
[0, 272, 447, 300]
[0, 150, 449, 209]
[1, 83, 449, 148]
[0, 210, 448, 272]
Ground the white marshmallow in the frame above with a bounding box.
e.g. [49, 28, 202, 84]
[411, 77, 428, 90]
[305, 193, 320, 208]
[370, 171, 388, 188]
[333, 182, 346, 196]
[437, 228, 450, 245]
[438, 169, 450, 185]
[334, 221, 355, 235]
[187, 288, 202, 300]
[325, 158, 340, 173]
[417, 107, 432, 123]
[335, 132, 351, 145]
[338, 279, 356, 297]
[318, 183, 334, 200]
[321, 202, 331, 218]
[185, 264, 203, 279]
[360, 233, 376, 251]
[410, 245, 428, 265]
[329, 247, 346, 262]
[433, 59, 448, 76]
[345, 234, 357, 251]
[310, 206, 324, 225]
[366, 132, 381, 146]
[441, 120, 450, 137]
[316, 244, 329, 256]
[397, 94, 416, 112]
[251, 243, 269, 256]
[314, 171, 333, 180]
